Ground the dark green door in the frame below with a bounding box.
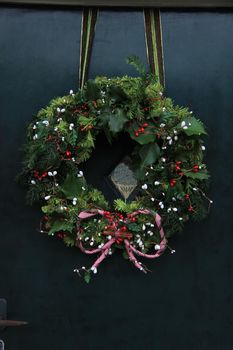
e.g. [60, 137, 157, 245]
[0, 6, 233, 350]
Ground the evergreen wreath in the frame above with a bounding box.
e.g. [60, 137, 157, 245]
[19, 57, 212, 282]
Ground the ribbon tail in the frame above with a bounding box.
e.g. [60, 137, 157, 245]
[90, 239, 115, 271]
[124, 240, 147, 274]
[127, 239, 167, 259]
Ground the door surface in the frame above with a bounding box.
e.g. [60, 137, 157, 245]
[0, 6, 233, 350]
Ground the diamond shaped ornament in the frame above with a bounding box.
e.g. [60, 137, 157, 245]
[109, 158, 138, 200]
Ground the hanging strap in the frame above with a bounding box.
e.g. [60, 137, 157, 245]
[143, 9, 165, 86]
[79, 8, 98, 90]
[79, 8, 165, 88]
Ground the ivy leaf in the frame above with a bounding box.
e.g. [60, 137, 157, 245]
[85, 80, 101, 100]
[108, 108, 128, 133]
[48, 220, 74, 235]
[61, 174, 86, 199]
[185, 171, 210, 180]
[179, 117, 207, 136]
[139, 143, 161, 168]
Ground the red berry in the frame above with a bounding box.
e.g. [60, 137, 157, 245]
[143, 123, 148, 127]
[185, 193, 190, 199]
[131, 217, 136, 222]
[66, 151, 72, 157]
[135, 132, 139, 137]
[193, 165, 199, 173]
[188, 205, 194, 212]
[140, 127, 145, 133]
[170, 179, 177, 187]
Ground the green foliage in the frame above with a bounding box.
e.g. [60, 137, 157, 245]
[185, 170, 210, 180]
[85, 80, 101, 100]
[87, 189, 109, 209]
[114, 199, 141, 213]
[63, 235, 76, 247]
[145, 82, 163, 99]
[48, 220, 74, 235]
[67, 129, 78, 146]
[126, 55, 146, 76]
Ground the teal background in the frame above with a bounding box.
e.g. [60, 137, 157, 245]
[0, 6, 233, 350]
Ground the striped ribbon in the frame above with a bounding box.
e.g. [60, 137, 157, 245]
[79, 8, 98, 90]
[143, 9, 165, 86]
[79, 8, 165, 87]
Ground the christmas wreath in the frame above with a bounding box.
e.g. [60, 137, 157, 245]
[19, 58, 212, 282]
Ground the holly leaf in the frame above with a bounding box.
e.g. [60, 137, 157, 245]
[108, 108, 128, 133]
[139, 143, 161, 168]
[61, 174, 86, 199]
[48, 220, 74, 235]
[179, 117, 207, 136]
[185, 171, 210, 180]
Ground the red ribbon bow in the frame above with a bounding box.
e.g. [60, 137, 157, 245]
[76, 209, 167, 274]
